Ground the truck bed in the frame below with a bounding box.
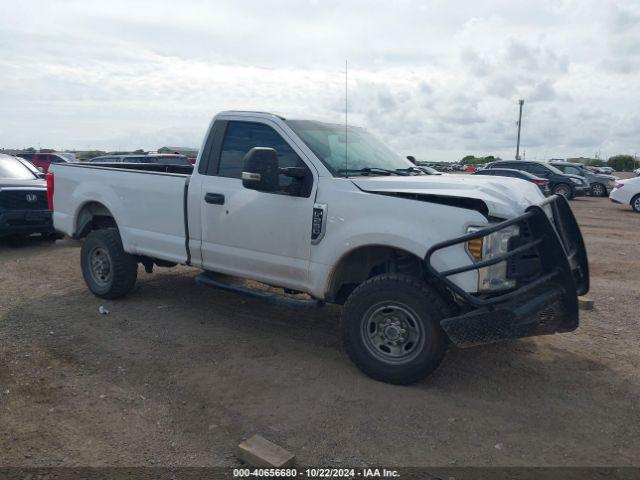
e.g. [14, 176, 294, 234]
[87, 162, 194, 175]
[51, 162, 192, 265]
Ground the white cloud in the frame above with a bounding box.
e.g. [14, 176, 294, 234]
[0, 0, 638, 160]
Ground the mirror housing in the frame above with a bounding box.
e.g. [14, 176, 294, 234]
[406, 155, 416, 164]
[242, 147, 280, 192]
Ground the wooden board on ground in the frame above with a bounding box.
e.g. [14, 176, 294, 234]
[237, 434, 295, 468]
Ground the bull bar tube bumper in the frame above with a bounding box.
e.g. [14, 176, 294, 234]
[425, 194, 589, 347]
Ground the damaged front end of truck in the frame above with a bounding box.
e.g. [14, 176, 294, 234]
[424, 194, 589, 347]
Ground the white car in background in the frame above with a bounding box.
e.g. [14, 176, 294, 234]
[634, 167, 640, 176]
[610, 177, 640, 213]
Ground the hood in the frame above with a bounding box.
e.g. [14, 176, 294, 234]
[593, 173, 616, 181]
[565, 174, 589, 185]
[350, 174, 545, 219]
[0, 178, 46, 189]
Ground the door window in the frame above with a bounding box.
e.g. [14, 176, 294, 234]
[528, 164, 549, 176]
[218, 121, 311, 196]
[563, 166, 582, 176]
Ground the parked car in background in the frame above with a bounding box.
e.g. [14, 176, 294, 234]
[549, 161, 616, 197]
[0, 154, 55, 240]
[15, 152, 71, 173]
[485, 160, 590, 199]
[414, 163, 442, 175]
[634, 167, 640, 176]
[610, 177, 640, 213]
[88, 154, 191, 166]
[599, 166, 614, 174]
[587, 166, 604, 174]
[473, 168, 551, 196]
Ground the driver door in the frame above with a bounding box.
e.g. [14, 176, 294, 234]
[198, 120, 317, 291]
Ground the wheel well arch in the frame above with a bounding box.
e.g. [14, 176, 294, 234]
[326, 245, 426, 304]
[75, 201, 117, 238]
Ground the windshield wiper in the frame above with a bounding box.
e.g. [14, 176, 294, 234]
[337, 167, 408, 176]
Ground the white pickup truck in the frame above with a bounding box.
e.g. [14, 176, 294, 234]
[50, 111, 589, 384]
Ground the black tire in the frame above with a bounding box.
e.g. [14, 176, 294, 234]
[81, 228, 138, 299]
[590, 183, 606, 197]
[632, 194, 640, 213]
[553, 183, 573, 199]
[341, 274, 449, 384]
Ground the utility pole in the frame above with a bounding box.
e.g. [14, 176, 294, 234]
[515, 99, 524, 160]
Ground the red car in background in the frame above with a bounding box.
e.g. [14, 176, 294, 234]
[15, 152, 71, 173]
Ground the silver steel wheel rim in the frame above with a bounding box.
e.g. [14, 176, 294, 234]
[592, 184, 604, 196]
[361, 303, 424, 364]
[556, 185, 570, 197]
[89, 246, 112, 287]
[634, 197, 640, 211]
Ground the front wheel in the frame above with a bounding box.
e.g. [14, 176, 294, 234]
[632, 195, 640, 213]
[341, 274, 449, 384]
[590, 183, 606, 197]
[553, 183, 573, 199]
[81, 228, 138, 299]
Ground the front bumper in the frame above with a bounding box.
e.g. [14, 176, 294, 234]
[0, 209, 54, 237]
[573, 185, 590, 196]
[425, 195, 589, 347]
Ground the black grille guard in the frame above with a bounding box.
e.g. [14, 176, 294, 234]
[425, 194, 589, 305]
[424, 195, 589, 346]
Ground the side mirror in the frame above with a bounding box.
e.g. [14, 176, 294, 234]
[406, 155, 416, 164]
[241, 147, 280, 192]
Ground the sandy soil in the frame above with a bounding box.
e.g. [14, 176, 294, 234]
[1, 179, 639, 467]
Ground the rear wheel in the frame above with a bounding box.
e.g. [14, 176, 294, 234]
[81, 228, 138, 299]
[553, 183, 573, 199]
[632, 195, 640, 213]
[341, 274, 449, 384]
[591, 183, 606, 197]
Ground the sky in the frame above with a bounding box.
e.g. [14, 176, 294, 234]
[0, 0, 639, 161]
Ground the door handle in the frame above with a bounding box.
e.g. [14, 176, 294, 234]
[205, 192, 225, 205]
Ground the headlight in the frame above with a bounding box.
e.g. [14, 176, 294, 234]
[466, 225, 520, 292]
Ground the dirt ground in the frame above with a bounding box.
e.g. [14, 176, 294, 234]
[1, 178, 639, 467]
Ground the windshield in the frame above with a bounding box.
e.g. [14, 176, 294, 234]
[545, 164, 564, 175]
[0, 156, 37, 180]
[286, 120, 415, 176]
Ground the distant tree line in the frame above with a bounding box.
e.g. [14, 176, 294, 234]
[606, 155, 638, 171]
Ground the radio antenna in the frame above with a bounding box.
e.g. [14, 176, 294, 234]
[345, 59, 348, 178]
